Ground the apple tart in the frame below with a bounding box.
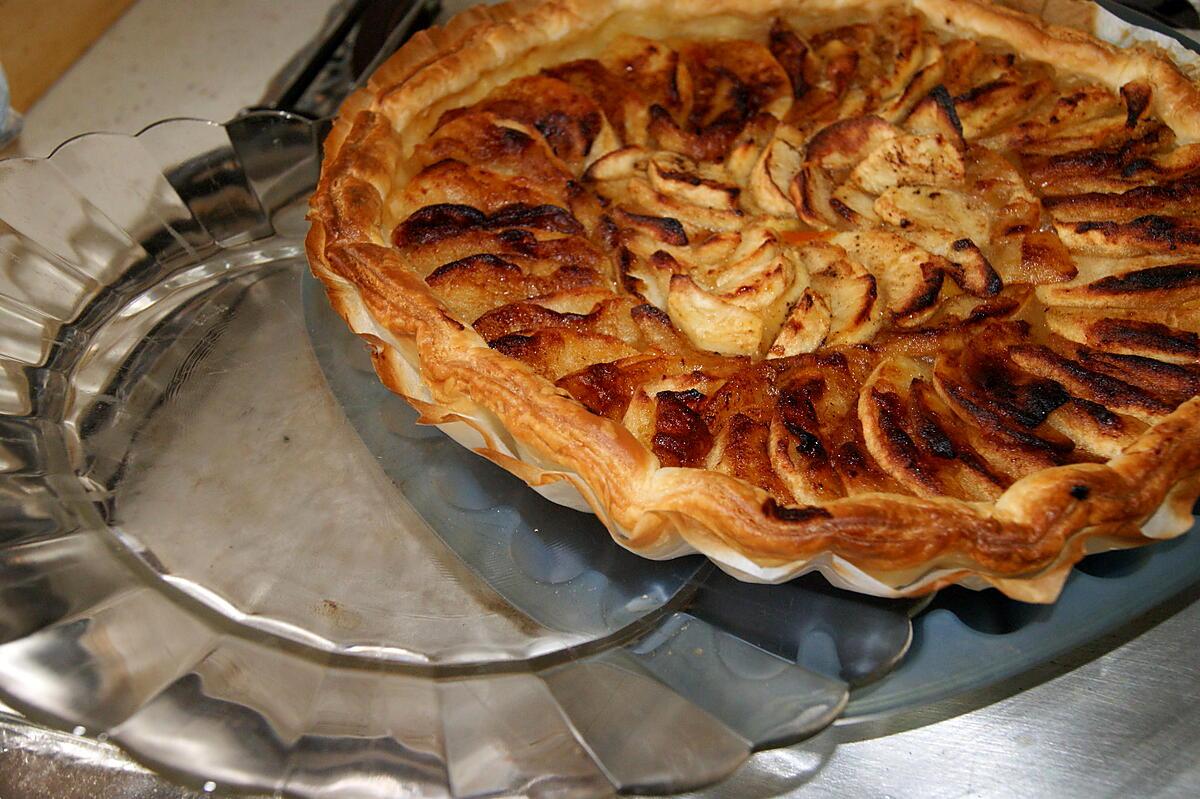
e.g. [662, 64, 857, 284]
[307, 0, 1200, 600]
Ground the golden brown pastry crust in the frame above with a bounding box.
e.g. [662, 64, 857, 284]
[307, 0, 1200, 601]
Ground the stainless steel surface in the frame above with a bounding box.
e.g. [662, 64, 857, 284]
[1, 596, 1197, 797]
[798, 597, 1200, 799]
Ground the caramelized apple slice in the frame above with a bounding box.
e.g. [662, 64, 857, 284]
[879, 42, 947, 122]
[860, 355, 1008, 500]
[425, 253, 605, 322]
[1008, 341, 1177, 422]
[618, 368, 733, 458]
[933, 323, 1079, 477]
[1038, 261, 1200, 309]
[770, 352, 909, 500]
[646, 156, 741, 211]
[666, 274, 764, 356]
[1021, 123, 1175, 196]
[725, 113, 780, 185]
[583, 145, 649, 181]
[437, 74, 617, 166]
[625, 176, 746, 233]
[491, 328, 641, 381]
[794, 241, 885, 345]
[748, 135, 803, 217]
[876, 15, 926, 102]
[768, 289, 832, 357]
[832, 230, 946, 322]
[1046, 305, 1200, 364]
[980, 83, 1121, 151]
[544, 59, 650, 145]
[417, 113, 574, 188]
[601, 35, 689, 120]
[394, 159, 568, 219]
[473, 295, 640, 343]
[1038, 336, 1200, 412]
[849, 131, 966, 193]
[768, 362, 850, 503]
[1044, 177, 1200, 224]
[954, 78, 1054, 140]
[391, 207, 603, 279]
[792, 115, 899, 227]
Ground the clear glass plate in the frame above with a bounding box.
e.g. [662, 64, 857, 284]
[0, 112, 914, 797]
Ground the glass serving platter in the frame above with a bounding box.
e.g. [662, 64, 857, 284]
[0, 112, 914, 797]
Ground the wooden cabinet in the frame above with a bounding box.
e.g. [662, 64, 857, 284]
[0, 0, 138, 111]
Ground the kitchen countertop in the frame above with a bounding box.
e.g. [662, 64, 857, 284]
[6, 0, 340, 158]
[2, 1, 1199, 797]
